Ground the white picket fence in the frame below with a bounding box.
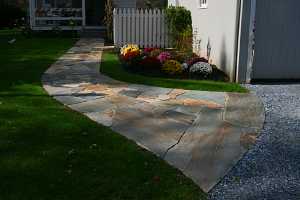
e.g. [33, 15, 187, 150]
[113, 8, 171, 48]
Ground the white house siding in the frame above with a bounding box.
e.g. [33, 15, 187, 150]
[113, 0, 137, 8]
[169, 0, 240, 81]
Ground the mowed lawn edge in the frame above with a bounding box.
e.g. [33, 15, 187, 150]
[100, 51, 248, 93]
[0, 31, 206, 200]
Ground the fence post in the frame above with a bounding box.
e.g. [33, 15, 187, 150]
[157, 9, 162, 48]
[153, 9, 158, 48]
[161, 10, 166, 48]
[149, 9, 153, 47]
[127, 8, 131, 44]
[140, 9, 145, 47]
[145, 9, 149, 47]
[122, 8, 127, 46]
[135, 9, 140, 45]
[164, 10, 170, 48]
[113, 9, 117, 47]
[130, 8, 134, 44]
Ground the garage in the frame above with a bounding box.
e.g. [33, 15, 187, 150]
[251, 0, 300, 80]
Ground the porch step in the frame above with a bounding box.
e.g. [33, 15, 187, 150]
[80, 29, 106, 38]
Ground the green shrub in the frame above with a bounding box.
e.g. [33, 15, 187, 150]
[0, 3, 26, 28]
[165, 6, 192, 51]
[103, 0, 114, 42]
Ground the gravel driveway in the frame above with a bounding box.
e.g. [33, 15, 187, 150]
[210, 84, 300, 200]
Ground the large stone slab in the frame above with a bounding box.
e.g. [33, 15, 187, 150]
[130, 84, 172, 98]
[165, 105, 260, 192]
[165, 108, 223, 167]
[70, 98, 114, 114]
[53, 95, 86, 105]
[112, 105, 190, 157]
[86, 110, 115, 127]
[177, 91, 226, 106]
[225, 93, 265, 129]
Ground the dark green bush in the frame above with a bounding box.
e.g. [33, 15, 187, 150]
[165, 6, 192, 33]
[165, 6, 193, 51]
[0, 3, 26, 28]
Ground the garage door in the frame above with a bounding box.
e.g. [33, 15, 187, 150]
[252, 0, 300, 79]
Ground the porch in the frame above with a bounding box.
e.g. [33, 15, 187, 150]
[29, 0, 105, 30]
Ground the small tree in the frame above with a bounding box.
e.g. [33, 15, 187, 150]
[165, 6, 193, 51]
[103, 0, 114, 42]
[144, 0, 167, 8]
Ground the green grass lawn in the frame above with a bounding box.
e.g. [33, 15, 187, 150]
[101, 52, 247, 93]
[0, 31, 206, 200]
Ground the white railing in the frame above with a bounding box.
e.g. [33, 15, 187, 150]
[113, 8, 171, 48]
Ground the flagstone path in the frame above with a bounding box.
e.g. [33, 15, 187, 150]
[42, 39, 265, 192]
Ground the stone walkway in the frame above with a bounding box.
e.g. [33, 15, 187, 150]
[42, 39, 265, 192]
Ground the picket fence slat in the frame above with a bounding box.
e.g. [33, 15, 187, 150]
[113, 8, 170, 48]
[135, 9, 140, 45]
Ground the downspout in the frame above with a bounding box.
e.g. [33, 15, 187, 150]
[245, 0, 256, 83]
[235, 0, 257, 83]
[82, 0, 86, 27]
[233, 0, 243, 83]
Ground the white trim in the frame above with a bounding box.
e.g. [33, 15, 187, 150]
[31, 26, 105, 31]
[29, 0, 33, 28]
[84, 26, 106, 30]
[29, 0, 36, 28]
[82, 0, 86, 26]
[245, 0, 256, 83]
[235, 0, 244, 83]
[36, 17, 83, 20]
[32, 26, 83, 31]
[235, 0, 257, 83]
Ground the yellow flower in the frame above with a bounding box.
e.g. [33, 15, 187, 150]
[162, 60, 183, 75]
[120, 44, 140, 56]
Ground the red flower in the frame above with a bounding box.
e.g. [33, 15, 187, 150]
[144, 47, 157, 54]
[139, 56, 161, 69]
[122, 51, 140, 61]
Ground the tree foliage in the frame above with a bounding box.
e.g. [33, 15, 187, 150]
[165, 6, 193, 51]
[103, 0, 114, 42]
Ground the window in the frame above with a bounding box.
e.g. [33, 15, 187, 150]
[198, 0, 208, 9]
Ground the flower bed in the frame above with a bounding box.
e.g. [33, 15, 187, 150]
[118, 44, 229, 81]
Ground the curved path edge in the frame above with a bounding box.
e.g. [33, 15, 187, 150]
[42, 39, 265, 192]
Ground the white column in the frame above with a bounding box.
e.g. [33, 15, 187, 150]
[29, 0, 32, 28]
[29, 0, 36, 28]
[82, 0, 86, 27]
[113, 9, 119, 46]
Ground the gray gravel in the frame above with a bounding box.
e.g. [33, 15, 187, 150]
[209, 84, 300, 200]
